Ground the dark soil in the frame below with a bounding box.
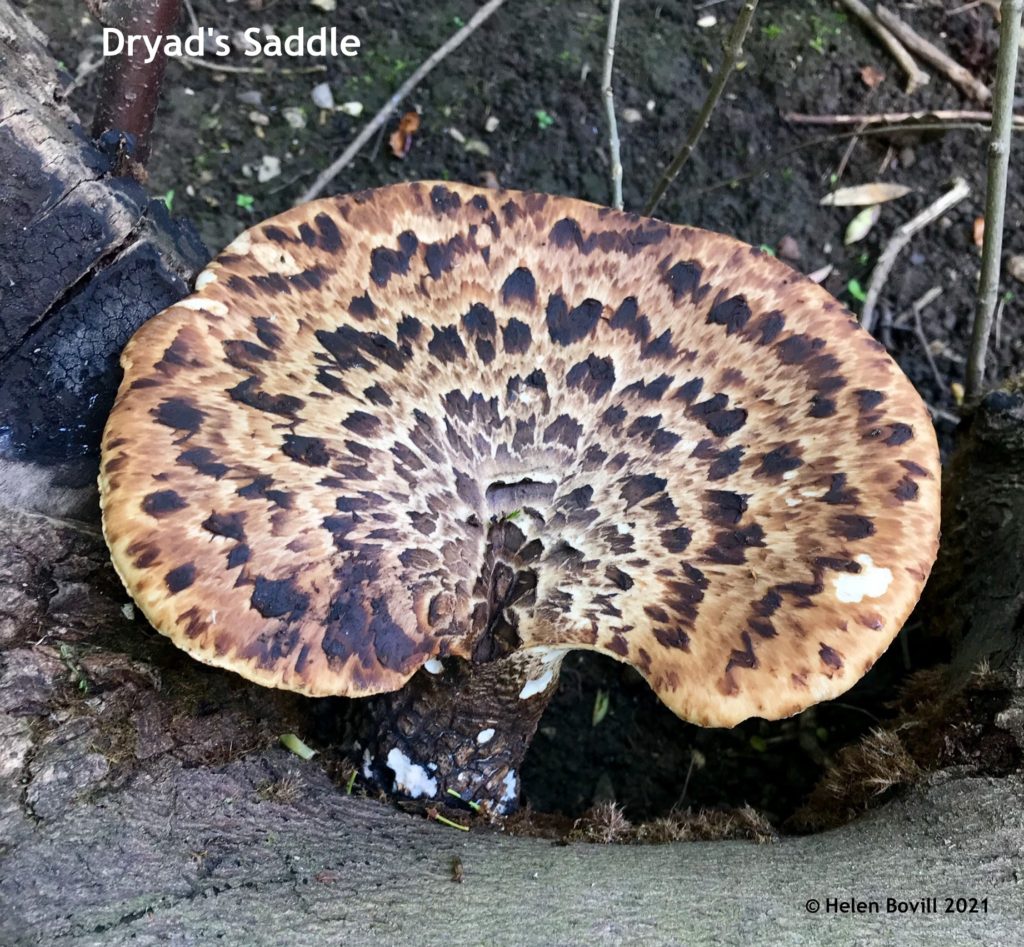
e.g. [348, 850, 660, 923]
[18, 0, 1024, 826]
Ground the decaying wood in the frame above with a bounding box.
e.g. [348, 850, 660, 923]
[0, 0, 206, 518]
[1, 3, 1023, 945]
[923, 386, 1024, 682]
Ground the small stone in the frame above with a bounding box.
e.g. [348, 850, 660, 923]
[777, 235, 801, 261]
[339, 101, 364, 117]
[622, 107, 642, 124]
[257, 155, 281, 183]
[311, 83, 335, 110]
[248, 110, 270, 127]
[485, 115, 500, 133]
[1008, 255, 1024, 284]
[646, 99, 656, 112]
[283, 107, 306, 129]
[697, 14, 717, 28]
[310, 0, 336, 9]
[447, 127, 467, 144]
[237, 90, 262, 107]
[464, 139, 490, 156]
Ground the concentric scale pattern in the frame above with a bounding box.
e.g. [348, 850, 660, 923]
[100, 182, 941, 727]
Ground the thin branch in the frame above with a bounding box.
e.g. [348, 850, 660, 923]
[691, 122, 992, 200]
[298, 0, 508, 203]
[784, 109, 1024, 128]
[91, 0, 182, 165]
[837, 0, 929, 94]
[875, 4, 992, 104]
[643, 0, 759, 216]
[966, 0, 1023, 400]
[176, 56, 326, 76]
[906, 286, 946, 393]
[861, 178, 971, 334]
[602, 0, 624, 210]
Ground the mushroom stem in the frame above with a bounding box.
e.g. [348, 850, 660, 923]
[360, 649, 565, 814]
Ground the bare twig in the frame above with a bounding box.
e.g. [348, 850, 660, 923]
[602, 0, 624, 210]
[176, 56, 326, 75]
[837, 0, 930, 93]
[928, 404, 961, 425]
[182, 0, 199, 34]
[643, 0, 759, 216]
[875, 4, 992, 104]
[784, 109, 1024, 128]
[993, 294, 1005, 352]
[299, 0, 508, 203]
[906, 287, 946, 393]
[861, 178, 971, 334]
[691, 122, 991, 200]
[966, 0, 1023, 400]
[91, 0, 183, 165]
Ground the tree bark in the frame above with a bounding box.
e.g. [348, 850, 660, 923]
[90, 0, 183, 165]
[0, 0, 205, 519]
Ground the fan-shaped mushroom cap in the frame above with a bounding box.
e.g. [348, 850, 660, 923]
[100, 182, 940, 727]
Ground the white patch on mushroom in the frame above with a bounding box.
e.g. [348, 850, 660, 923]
[782, 470, 799, 481]
[519, 670, 554, 700]
[799, 488, 822, 498]
[810, 678, 835, 702]
[532, 647, 565, 666]
[208, 609, 218, 625]
[224, 231, 252, 255]
[194, 268, 218, 290]
[250, 242, 302, 274]
[616, 522, 631, 535]
[177, 297, 227, 317]
[386, 747, 438, 799]
[476, 728, 495, 745]
[423, 658, 444, 675]
[785, 498, 801, 508]
[833, 554, 894, 604]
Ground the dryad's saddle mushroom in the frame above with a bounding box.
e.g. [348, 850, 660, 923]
[100, 182, 941, 812]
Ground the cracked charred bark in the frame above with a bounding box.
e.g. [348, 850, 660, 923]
[1, 3, 1023, 945]
[0, 0, 206, 518]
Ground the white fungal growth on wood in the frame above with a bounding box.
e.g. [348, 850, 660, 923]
[833, 554, 894, 604]
[500, 770, 518, 807]
[476, 728, 495, 744]
[386, 747, 438, 799]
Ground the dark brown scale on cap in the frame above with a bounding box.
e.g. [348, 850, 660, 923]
[100, 181, 940, 727]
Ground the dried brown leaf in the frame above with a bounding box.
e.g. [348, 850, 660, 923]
[972, 216, 985, 248]
[389, 110, 421, 159]
[860, 64, 885, 89]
